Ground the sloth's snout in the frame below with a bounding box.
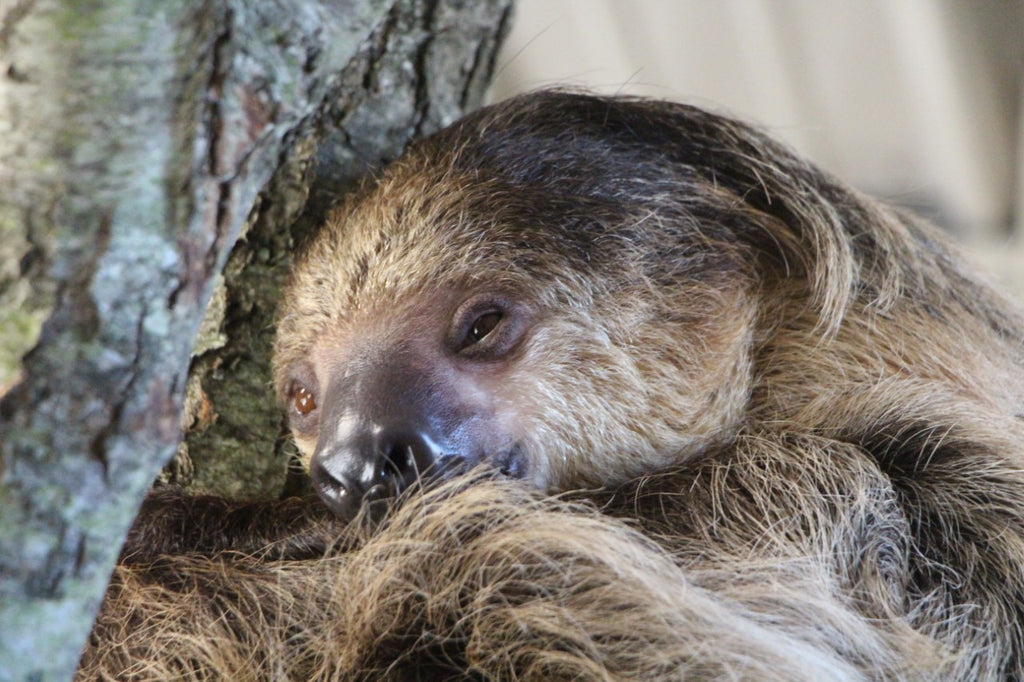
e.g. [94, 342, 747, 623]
[311, 422, 443, 521]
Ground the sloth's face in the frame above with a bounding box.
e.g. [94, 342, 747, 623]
[278, 265, 755, 521]
[281, 284, 535, 520]
[274, 129, 760, 521]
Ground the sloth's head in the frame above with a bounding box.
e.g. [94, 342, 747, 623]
[273, 91, 828, 520]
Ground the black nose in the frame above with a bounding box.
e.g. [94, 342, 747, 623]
[311, 425, 443, 520]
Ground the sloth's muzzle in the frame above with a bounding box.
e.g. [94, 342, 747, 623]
[311, 421, 445, 521]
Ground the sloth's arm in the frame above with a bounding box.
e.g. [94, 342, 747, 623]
[119, 488, 345, 564]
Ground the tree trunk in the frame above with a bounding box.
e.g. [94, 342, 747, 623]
[0, 1, 512, 679]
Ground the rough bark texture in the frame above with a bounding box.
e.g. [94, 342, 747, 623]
[0, 1, 512, 679]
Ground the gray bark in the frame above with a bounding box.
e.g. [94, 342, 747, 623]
[0, 1, 512, 679]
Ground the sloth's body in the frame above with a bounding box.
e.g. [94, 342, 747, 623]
[81, 92, 1024, 680]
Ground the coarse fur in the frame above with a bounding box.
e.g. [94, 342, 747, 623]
[81, 90, 1024, 680]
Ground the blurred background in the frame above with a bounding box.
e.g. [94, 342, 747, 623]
[488, 0, 1024, 295]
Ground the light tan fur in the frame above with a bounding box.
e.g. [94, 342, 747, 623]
[85, 462, 945, 681]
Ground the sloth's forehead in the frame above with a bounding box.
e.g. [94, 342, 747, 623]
[327, 185, 607, 289]
[301, 133, 740, 320]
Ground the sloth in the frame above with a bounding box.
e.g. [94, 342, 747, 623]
[80, 91, 1024, 680]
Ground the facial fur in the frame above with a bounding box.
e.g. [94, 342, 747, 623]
[274, 91, 1024, 516]
[273, 122, 767, 498]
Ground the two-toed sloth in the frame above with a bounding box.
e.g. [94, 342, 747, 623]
[81, 91, 1024, 680]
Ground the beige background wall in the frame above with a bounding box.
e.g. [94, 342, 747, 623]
[489, 0, 1024, 295]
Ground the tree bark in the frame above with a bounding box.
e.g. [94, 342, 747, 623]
[0, 1, 512, 679]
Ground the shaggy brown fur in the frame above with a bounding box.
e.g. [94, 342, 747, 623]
[81, 91, 1024, 680]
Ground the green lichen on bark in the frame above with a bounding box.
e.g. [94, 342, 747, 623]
[173, 148, 315, 499]
[0, 206, 48, 393]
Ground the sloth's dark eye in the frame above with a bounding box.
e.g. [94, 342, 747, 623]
[451, 296, 523, 358]
[466, 312, 502, 346]
[291, 384, 318, 416]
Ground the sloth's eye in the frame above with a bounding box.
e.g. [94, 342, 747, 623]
[292, 385, 318, 416]
[451, 296, 523, 358]
[466, 312, 502, 346]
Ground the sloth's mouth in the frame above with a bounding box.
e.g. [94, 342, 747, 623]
[316, 443, 529, 523]
[431, 443, 527, 482]
[421, 442, 527, 484]
[492, 443, 527, 480]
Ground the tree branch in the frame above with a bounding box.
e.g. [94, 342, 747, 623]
[0, 1, 512, 678]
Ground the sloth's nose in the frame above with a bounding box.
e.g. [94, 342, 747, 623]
[311, 423, 442, 521]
